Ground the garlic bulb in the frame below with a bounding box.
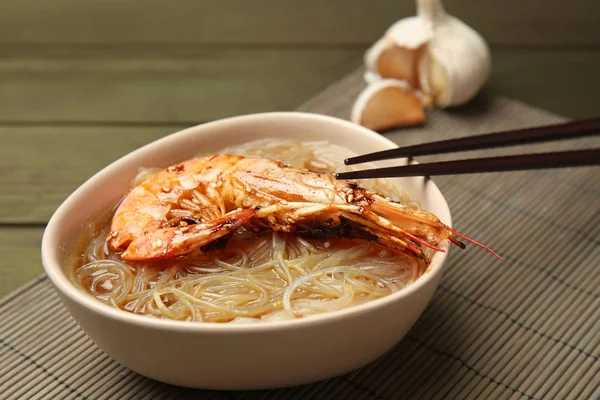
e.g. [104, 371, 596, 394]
[364, 0, 491, 108]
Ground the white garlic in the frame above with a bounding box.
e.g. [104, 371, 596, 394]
[364, 0, 491, 108]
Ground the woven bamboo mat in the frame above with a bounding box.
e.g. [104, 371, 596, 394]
[2, 69, 599, 400]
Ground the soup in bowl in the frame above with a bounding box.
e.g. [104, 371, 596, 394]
[42, 112, 453, 389]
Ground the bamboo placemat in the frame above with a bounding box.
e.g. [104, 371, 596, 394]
[2, 69, 599, 400]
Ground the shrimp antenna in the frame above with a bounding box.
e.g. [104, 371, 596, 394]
[448, 228, 503, 260]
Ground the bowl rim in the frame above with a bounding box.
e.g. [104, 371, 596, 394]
[41, 111, 452, 333]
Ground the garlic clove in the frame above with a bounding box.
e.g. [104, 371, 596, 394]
[419, 16, 491, 107]
[364, 36, 393, 79]
[376, 44, 427, 88]
[364, 18, 432, 84]
[351, 79, 425, 132]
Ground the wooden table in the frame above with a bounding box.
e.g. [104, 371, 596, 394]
[1, 0, 599, 294]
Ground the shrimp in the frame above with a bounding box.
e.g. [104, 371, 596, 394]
[108, 155, 499, 261]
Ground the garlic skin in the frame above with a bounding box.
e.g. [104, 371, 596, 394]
[364, 0, 491, 108]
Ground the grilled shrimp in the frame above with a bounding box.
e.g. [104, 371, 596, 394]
[108, 155, 498, 261]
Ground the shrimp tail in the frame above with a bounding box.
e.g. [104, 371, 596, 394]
[121, 208, 256, 261]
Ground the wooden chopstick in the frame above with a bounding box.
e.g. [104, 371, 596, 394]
[344, 118, 600, 166]
[335, 149, 600, 180]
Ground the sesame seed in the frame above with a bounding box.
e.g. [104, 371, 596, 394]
[180, 221, 188, 227]
[162, 186, 171, 193]
[174, 230, 182, 235]
[324, 241, 331, 248]
[152, 239, 163, 249]
[347, 194, 354, 202]
[109, 230, 118, 238]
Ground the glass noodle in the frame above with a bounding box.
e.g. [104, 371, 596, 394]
[67, 139, 425, 323]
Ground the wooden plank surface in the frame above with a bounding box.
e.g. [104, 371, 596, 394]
[0, 48, 598, 125]
[0, 48, 361, 124]
[1, 0, 598, 46]
[0, 227, 44, 296]
[0, 126, 171, 225]
[486, 49, 600, 120]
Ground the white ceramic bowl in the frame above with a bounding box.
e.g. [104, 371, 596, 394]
[41, 112, 452, 390]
